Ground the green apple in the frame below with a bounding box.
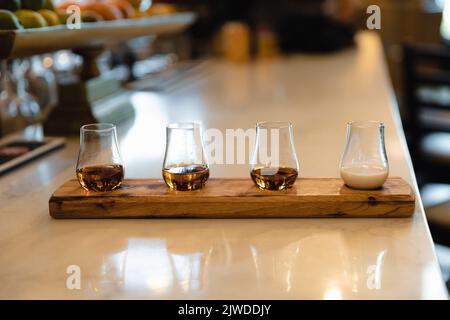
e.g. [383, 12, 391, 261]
[0, 9, 22, 30]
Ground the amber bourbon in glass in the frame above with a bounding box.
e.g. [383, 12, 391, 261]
[162, 123, 209, 191]
[76, 123, 124, 192]
[250, 121, 299, 190]
[251, 167, 298, 191]
[77, 164, 124, 192]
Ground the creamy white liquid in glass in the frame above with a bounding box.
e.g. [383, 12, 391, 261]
[339, 121, 389, 190]
[340, 164, 388, 189]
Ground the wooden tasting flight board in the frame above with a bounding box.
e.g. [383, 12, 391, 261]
[49, 177, 415, 219]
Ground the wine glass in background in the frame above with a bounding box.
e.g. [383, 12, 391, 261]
[11, 59, 42, 125]
[0, 60, 29, 136]
[25, 55, 58, 119]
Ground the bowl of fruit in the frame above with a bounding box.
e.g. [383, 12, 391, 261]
[0, 0, 195, 58]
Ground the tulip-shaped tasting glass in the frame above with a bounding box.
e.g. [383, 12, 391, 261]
[76, 123, 124, 192]
[339, 121, 389, 189]
[250, 121, 299, 190]
[162, 122, 209, 191]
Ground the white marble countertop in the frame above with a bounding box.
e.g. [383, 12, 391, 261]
[0, 31, 448, 299]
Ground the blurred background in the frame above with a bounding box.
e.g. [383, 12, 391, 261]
[1, 0, 450, 293]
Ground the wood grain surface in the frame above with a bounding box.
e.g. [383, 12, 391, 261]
[49, 177, 415, 219]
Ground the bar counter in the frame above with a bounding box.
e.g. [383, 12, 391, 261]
[0, 32, 448, 299]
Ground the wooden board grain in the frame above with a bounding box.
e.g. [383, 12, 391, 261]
[49, 177, 415, 219]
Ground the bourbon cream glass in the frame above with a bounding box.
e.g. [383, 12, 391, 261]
[340, 121, 388, 189]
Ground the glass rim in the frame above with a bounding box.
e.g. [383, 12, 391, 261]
[81, 123, 116, 132]
[347, 121, 384, 128]
[167, 122, 202, 130]
[256, 121, 292, 129]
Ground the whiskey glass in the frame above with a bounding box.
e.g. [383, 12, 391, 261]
[250, 121, 299, 190]
[162, 122, 209, 191]
[76, 123, 124, 192]
[340, 121, 389, 189]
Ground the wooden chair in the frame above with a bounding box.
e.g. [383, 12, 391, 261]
[403, 43, 450, 184]
[403, 43, 450, 247]
[425, 200, 450, 247]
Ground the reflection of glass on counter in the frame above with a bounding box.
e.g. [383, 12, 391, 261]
[61, 220, 391, 298]
[97, 238, 210, 295]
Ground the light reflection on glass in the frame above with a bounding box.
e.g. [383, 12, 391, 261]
[285, 245, 300, 293]
[250, 245, 261, 288]
[374, 250, 386, 289]
[324, 284, 343, 300]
